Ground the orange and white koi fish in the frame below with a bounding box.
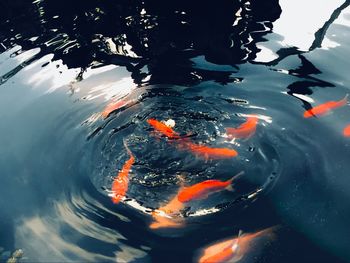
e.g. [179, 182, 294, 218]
[226, 115, 259, 139]
[198, 227, 276, 263]
[177, 171, 244, 203]
[343, 124, 350, 137]
[147, 119, 238, 159]
[185, 142, 238, 159]
[102, 100, 129, 119]
[150, 185, 185, 229]
[147, 118, 181, 139]
[110, 141, 135, 204]
[303, 94, 348, 118]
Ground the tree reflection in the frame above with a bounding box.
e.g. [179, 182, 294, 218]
[0, 0, 282, 85]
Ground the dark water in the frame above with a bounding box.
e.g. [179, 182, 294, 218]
[1, 0, 350, 262]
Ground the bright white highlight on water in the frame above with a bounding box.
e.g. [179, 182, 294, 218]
[274, 0, 345, 50]
[255, 44, 278, 62]
[282, 92, 315, 103]
[254, 0, 350, 63]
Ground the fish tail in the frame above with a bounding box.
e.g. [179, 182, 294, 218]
[228, 171, 245, 184]
[226, 171, 244, 191]
[123, 139, 134, 158]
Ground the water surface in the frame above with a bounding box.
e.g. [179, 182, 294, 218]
[1, 0, 350, 262]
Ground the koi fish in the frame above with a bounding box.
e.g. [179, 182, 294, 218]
[226, 115, 259, 139]
[177, 171, 243, 203]
[150, 184, 185, 229]
[102, 100, 128, 119]
[147, 118, 180, 139]
[198, 227, 276, 263]
[185, 142, 238, 159]
[303, 94, 348, 118]
[110, 140, 135, 204]
[344, 124, 350, 137]
[147, 119, 238, 159]
[149, 212, 183, 229]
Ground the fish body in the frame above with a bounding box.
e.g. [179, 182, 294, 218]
[149, 212, 183, 229]
[303, 95, 348, 118]
[200, 245, 233, 263]
[178, 179, 232, 203]
[147, 118, 180, 139]
[200, 241, 238, 263]
[344, 124, 350, 137]
[198, 227, 275, 263]
[178, 172, 243, 203]
[226, 116, 258, 139]
[186, 143, 238, 159]
[150, 186, 185, 229]
[111, 141, 135, 204]
[102, 100, 128, 118]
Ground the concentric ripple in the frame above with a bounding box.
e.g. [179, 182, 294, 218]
[86, 86, 284, 220]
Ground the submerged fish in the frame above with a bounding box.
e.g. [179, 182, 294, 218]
[102, 100, 128, 119]
[226, 115, 258, 139]
[147, 118, 181, 139]
[343, 124, 350, 137]
[110, 141, 135, 204]
[178, 171, 244, 203]
[198, 227, 276, 263]
[185, 142, 238, 159]
[149, 212, 183, 229]
[303, 94, 348, 118]
[150, 184, 185, 229]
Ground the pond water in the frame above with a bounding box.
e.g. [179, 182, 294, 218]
[1, 0, 350, 262]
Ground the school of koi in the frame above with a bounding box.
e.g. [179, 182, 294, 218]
[105, 94, 349, 262]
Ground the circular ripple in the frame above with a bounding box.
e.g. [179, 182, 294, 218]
[87, 87, 282, 218]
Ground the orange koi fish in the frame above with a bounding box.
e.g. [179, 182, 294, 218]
[177, 171, 243, 203]
[198, 227, 276, 263]
[226, 115, 259, 139]
[110, 141, 135, 204]
[344, 124, 350, 137]
[185, 142, 238, 159]
[102, 100, 128, 119]
[150, 185, 185, 229]
[147, 118, 180, 139]
[303, 94, 348, 118]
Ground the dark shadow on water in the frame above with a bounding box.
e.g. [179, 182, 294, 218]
[0, 0, 282, 86]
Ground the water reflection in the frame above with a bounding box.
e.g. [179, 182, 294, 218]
[255, 0, 350, 65]
[0, 0, 282, 85]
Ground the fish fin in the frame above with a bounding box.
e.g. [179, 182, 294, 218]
[202, 193, 209, 200]
[231, 230, 243, 252]
[226, 184, 234, 192]
[177, 174, 186, 187]
[235, 230, 244, 247]
[342, 93, 349, 105]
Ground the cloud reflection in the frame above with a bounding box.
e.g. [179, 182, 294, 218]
[16, 216, 115, 262]
[15, 191, 149, 262]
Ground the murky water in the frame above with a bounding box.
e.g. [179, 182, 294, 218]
[1, 0, 350, 262]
